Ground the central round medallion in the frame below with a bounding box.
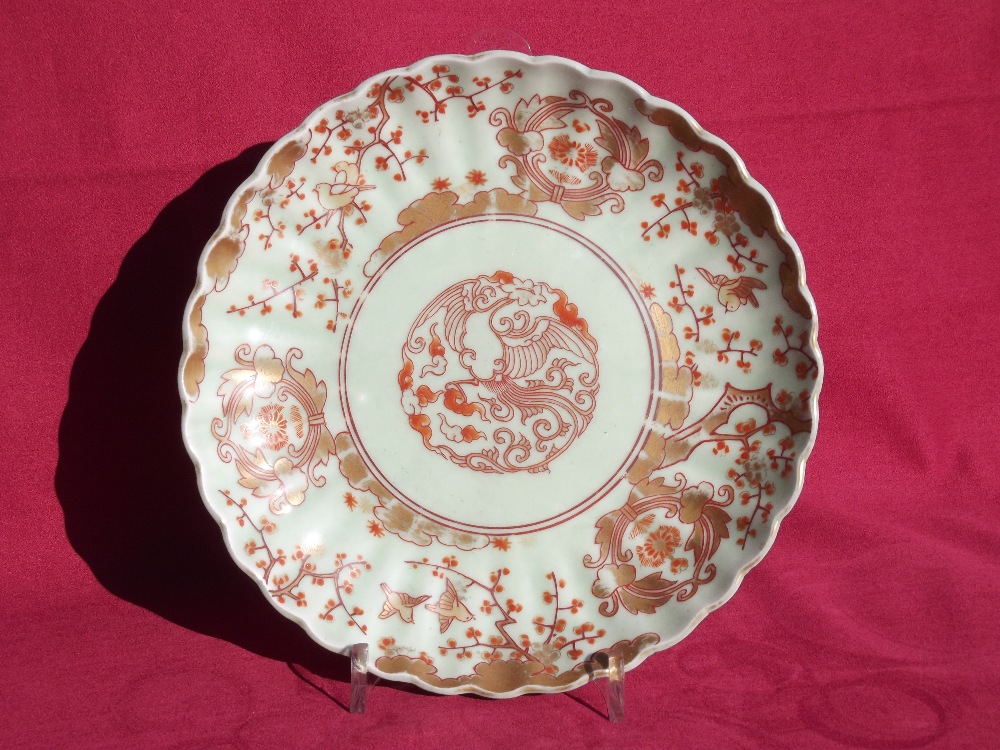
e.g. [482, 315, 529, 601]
[340, 214, 657, 535]
[398, 270, 600, 474]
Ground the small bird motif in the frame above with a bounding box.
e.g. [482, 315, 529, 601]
[378, 583, 431, 624]
[424, 578, 474, 633]
[313, 162, 374, 212]
[696, 268, 767, 312]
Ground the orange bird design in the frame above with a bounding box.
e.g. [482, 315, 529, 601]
[378, 583, 431, 624]
[424, 578, 474, 633]
[696, 268, 767, 312]
[409, 275, 599, 469]
[418, 277, 597, 385]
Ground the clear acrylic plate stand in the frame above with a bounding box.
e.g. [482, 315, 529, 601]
[591, 645, 626, 722]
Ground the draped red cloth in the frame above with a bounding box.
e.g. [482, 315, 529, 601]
[3, 1, 996, 747]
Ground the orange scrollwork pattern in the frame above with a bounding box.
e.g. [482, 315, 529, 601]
[213, 345, 336, 514]
[399, 270, 600, 474]
[586, 473, 735, 615]
[491, 91, 664, 219]
[585, 303, 813, 617]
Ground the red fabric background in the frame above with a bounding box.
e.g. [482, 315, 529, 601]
[3, 1, 997, 747]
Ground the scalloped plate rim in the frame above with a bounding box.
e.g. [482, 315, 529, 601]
[178, 50, 824, 698]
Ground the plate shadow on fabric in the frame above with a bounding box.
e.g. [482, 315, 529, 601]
[54, 144, 417, 698]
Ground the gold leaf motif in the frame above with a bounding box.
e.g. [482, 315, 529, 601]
[236, 462, 265, 492]
[313, 429, 336, 470]
[559, 199, 603, 221]
[334, 432, 488, 550]
[648, 304, 694, 431]
[375, 501, 415, 532]
[593, 119, 620, 162]
[619, 118, 651, 164]
[617, 572, 675, 615]
[266, 139, 307, 187]
[687, 504, 731, 561]
[202, 189, 255, 292]
[496, 127, 543, 155]
[629, 475, 684, 503]
[592, 563, 636, 599]
[497, 155, 562, 206]
[364, 188, 537, 277]
[217, 367, 255, 419]
[230, 188, 254, 230]
[464, 659, 555, 693]
[677, 483, 714, 524]
[285, 354, 327, 412]
[205, 235, 242, 292]
[510, 94, 566, 131]
[374, 633, 660, 696]
[182, 294, 209, 400]
[334, 431, 394, 501]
